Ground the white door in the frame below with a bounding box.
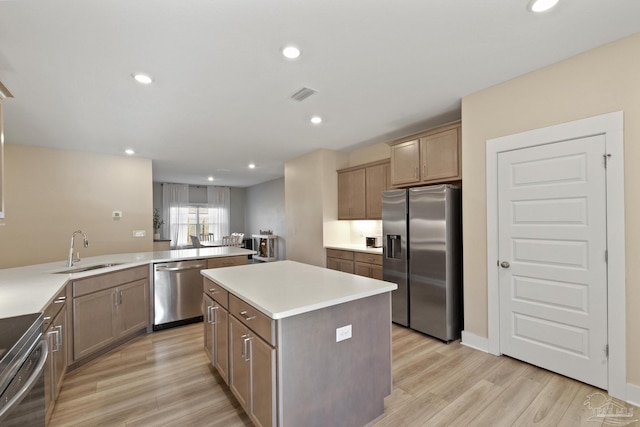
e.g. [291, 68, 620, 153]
[498, 134, 608, 389]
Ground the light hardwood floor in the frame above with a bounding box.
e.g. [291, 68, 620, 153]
[49, 323, 639, 427]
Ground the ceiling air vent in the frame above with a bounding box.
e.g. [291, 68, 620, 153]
[290, 87, 317, 102]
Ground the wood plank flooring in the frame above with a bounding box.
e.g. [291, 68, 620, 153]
[49, 323, 639, 427]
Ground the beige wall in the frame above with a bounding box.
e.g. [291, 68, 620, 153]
[0, 144, 153, 268]
[285, 149, 349, 267]
[461, 33, 640, 384]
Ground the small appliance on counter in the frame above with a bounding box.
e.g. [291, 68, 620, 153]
[365, 236, 383, 248]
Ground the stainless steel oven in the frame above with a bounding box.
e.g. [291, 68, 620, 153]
[0, 313, 47, 427]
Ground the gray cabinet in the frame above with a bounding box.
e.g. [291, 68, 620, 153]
[203, 281, 230, 384]
[71, 265, 149, 363]
[44, 287, 68, 424]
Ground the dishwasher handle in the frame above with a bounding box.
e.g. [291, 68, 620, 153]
[155, 264, 206, 272]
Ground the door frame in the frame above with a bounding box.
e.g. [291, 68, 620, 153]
[486, 111, 626, 399]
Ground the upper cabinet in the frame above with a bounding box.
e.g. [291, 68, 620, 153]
[0, 81, 12, 220]
[389, 121, 461, 187]
[338, 160, 390, 220]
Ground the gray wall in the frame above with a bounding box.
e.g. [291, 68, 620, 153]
[245, 177, 286, 260]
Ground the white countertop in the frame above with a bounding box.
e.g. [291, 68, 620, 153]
[201, 260, 396, 320]
[0, 247, 254, 319]
[324, 244, 383, 255]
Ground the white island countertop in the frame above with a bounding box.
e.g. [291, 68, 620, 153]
[0, 246, 253, 319]
[201, 260, 396, 319]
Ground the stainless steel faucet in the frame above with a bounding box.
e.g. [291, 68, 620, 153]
[68, 230, 89, 267]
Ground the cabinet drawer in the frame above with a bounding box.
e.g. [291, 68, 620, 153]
[354, 252, 382, 265]
[72, 265, 148, 297]
[43, 286, 67, 330]
[207, 256, 248, 269]
[326, 249, 354, 261]
[229, 294, 275, 346]
[203, 278, 229, 308]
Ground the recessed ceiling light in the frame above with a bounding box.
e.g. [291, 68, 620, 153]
[528, 0, 560, 13]
[208, 176, 214, 182]
[310, 116, 323, 125]
[248, 163, 256, 169]
[132, 73, 153, 84]
[125, 149, 135, 155]
[282, 45, 301, 59]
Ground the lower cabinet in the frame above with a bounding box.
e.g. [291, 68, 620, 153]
[71, 266, 149, 363]
[326, 249, 354, 274]
[203, 292, 230, 383]
[327, 249, 382, 279]
[44, 288, 68, 424]
[229, 315, 275, 427]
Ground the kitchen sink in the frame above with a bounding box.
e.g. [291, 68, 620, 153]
[52, 263, 124, 274]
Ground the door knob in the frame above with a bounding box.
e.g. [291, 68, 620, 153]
[500, 261, 510, 269]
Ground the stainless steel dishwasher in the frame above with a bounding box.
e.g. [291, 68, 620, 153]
[153, 259, 207, 330]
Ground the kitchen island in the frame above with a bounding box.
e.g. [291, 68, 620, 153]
[201, 260, 397, 427]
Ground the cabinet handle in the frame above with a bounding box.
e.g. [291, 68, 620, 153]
[119, 290, 123, 305]
[239, 310, 256, 321]
[113, 292, 118, 307]
[55, 325, 63, 350]
[414, 166, 418, 179]
[208, 288, 219, 294]
[241, 334, 252, 362]
[211, 306, 219, 325]
[206, 305, 213, 323]
[423, 164, 426, 178]
[54, 296, 66, 304]
[47, 330, 57, 352]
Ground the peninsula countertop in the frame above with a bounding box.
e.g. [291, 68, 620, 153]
[324, 244, 383, 255]
[0, 246, 254, 319]
[201, 260, 397, 319]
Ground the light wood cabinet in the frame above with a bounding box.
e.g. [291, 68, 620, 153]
[389, 121, 461, 187]
[71, 265, 149, 363]
[203, 280, 230, 384]
[338, 160, 390, 220]
[354, 252, 383, 280]
[326, 248, 355, 274]
[44, 287, 68, 424]
[207, 255, 248, 269]
[338, 168, 366, 219]
[229, 303, 276, 427]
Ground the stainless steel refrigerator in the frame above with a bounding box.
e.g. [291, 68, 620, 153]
[382, 184, 462, 342]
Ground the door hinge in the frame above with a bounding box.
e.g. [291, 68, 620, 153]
[603, 153, 612, 168]
[605, 344, 609, 358]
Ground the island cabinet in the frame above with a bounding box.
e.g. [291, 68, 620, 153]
[389, 121, 461, 187]
[203, 279, 230, 383]
[337, 160, 391, 220]
[202, 260, 395, 427]
[44, 285, 69, 424]
[227, 293, 276, 427]
[70, 265, 149, 364]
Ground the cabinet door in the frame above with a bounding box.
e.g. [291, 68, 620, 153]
[213, 304, 230, 384]
[365, 164, 385, 219]
[229, 315, 251, 410]
[73, 288, 117, 360]
[354, 261, 372, 278]
[117, 279, 149, 337]
[326, 257, 340, 271]
[250, 333, 276, 427]
[370, 264, 383, 280]
[390, 139, 420, 186]
[338, 259, 354, 274]
[420, 128, 460, 182]
[338, 169, 366, 219]
[203, 293, 214, 363]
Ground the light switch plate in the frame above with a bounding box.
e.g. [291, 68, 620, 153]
[133, 230, 146, 237]
[336, 324, 352, 342]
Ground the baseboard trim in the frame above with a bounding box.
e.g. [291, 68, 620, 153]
[461, 331, 489, 353]
[627, 382, 640, 407]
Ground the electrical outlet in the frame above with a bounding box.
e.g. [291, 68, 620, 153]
[336, 324, 352, 342]
[133, 230, 146, 237]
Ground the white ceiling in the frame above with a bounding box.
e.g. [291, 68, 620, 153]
[1, 1, 639, 188]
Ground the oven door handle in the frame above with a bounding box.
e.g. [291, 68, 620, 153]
[0, 339, 48, 421]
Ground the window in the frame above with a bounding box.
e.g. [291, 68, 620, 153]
[170, 204, 229, 247]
